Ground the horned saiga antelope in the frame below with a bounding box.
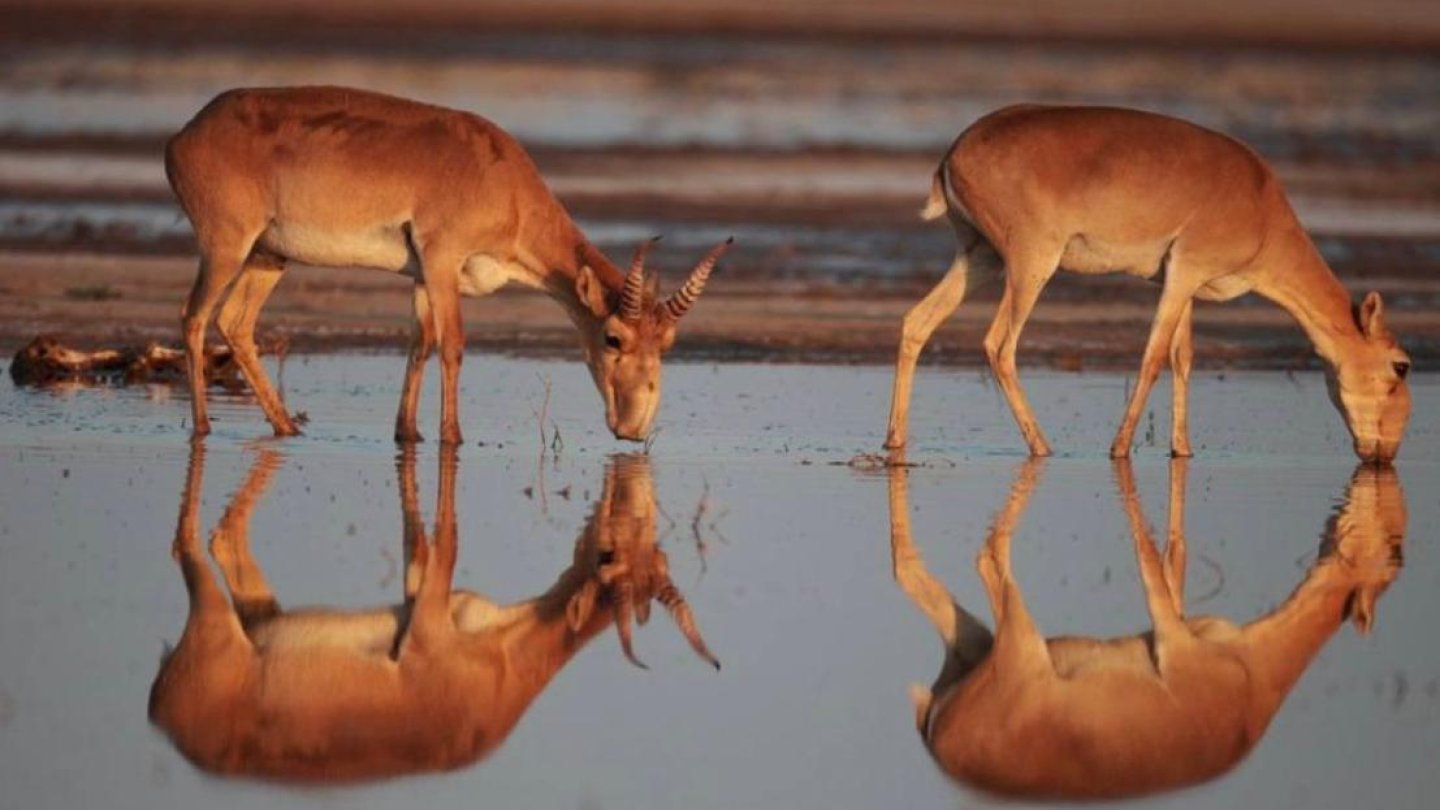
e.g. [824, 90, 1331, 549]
[149, 447, 718, 781]
[166, 86, 731, 444]
[889, 459, 1405, 800]
[886, 105, 1412, 462]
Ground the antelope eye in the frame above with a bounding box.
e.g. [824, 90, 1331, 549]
[1393, 361, 1411, 380]
[604, 334, 623, 351]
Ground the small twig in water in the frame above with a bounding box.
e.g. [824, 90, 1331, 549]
[531, 374, 553, 455]
[691, 479, 713, 574]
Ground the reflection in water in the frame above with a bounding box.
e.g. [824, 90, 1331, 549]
[149, 445, 718, 782]
[890, 460, 1406, 801]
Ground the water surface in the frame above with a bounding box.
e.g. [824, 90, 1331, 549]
[0, 356, 1436, 808]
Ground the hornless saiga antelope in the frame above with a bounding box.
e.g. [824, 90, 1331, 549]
[166, 86, 732, 445]
[886, 105, 1413, 462]
[149, 446, 718, 782]
[889, 459, 1405, 801]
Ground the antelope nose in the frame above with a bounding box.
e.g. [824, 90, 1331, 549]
[1354, 438, 1386, 466]
[613, 427, 646, 443]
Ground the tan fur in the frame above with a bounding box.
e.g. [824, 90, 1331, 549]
[889, 459, 1406, 800]
[149, 446, 717, 782]
[886, 105, 1413, 462]
[166, 86, 727, 444]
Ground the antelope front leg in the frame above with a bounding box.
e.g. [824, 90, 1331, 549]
[1111, 283, 1196, 458]
[394, 284, 435, 443]
[420, 249, 466, 446]
[1168, 301, 1195, 457]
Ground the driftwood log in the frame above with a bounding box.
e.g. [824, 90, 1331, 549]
[9, 335, 286, 390]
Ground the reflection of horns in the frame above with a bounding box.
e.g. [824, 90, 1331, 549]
[662, 238, 732, 321]
[614, 577, 646, 669]
[658, 580, 722, 670]
[622, 238, 658, 322]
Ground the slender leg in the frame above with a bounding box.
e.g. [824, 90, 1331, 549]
[1111, 281, 1198, 458]
[1114, 460, 1189, 654]
[983, 250, 1061, 457]
[171, 441, 247, 639]
[975, 459, 1049, 671]
[395, 284, 435, 443]
[208, 449, 285, 628]
[885, 236, 1001, 450]
[1169, 301, 1195, 457]
[419, 249, 466, 446]
[401, 445, 460, 656]
[396, 444, 425, 601]
[1163, 457, 1189, 614]
[181, 236, 255, 435]
[214, 254, 297, 436]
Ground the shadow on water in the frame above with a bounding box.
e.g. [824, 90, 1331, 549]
[889, 458, 1407, 801]
[148, 443, 718, 783]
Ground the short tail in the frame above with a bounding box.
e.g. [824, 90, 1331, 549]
[920, 165, 948, 221]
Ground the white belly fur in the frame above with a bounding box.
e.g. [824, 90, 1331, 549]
[459, 255, 516, 296]
[1059, 233, 1171, 279]
[258, 222, 414, 273]
[256, 224, 541, 297]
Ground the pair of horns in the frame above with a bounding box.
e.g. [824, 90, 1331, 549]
[609, 561, 721, 672]
[620, 237, 733, 323]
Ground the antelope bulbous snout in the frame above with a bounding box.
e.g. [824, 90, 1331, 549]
[613, 426, 648, 443]
[606, 408, 653, 443]
[1354, 437, 1399, 466]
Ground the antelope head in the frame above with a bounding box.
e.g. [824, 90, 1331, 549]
[1326, 292, 1412, 464]
[574, 238, 732, 441]
[564, 454, 720, 670]
[1320, 463, 1407, 634]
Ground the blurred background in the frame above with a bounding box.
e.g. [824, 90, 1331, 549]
[2, 0, 1437, 366]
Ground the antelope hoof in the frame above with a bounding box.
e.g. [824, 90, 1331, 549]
[440, 428, 464, 446]
[272, 422, 302, 438]
[394, 426, 425, 444]
[1109, 442, 1133, 459]
[1028, 438, 1054, 458]
[1170, 444, 1193, 458]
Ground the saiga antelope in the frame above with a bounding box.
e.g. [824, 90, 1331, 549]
[149, 447, 718, 781]
[889, 459, 1405, 800]
[886, 105, 1412, 462]
[166, 86, 731, 444]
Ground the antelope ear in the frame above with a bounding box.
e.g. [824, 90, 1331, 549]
[1357, 291, 1387, 339]
[575, 265, 612, 318]
[567, 582, 597, 632]
[1347, 586, 1379, 635]
[909, 683, 933, 735]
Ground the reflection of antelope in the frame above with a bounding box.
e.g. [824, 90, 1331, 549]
[890, 460, 1405, 801]
[150, 447, 717, 782]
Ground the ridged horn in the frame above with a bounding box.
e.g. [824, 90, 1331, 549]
[662, 237, 732, 322]
[613, 577, 647, 669]
[658, 579, 721, 670]
[622, 237, 659, 322]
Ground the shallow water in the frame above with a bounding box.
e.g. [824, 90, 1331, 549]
[0, 355, 1437, 808]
